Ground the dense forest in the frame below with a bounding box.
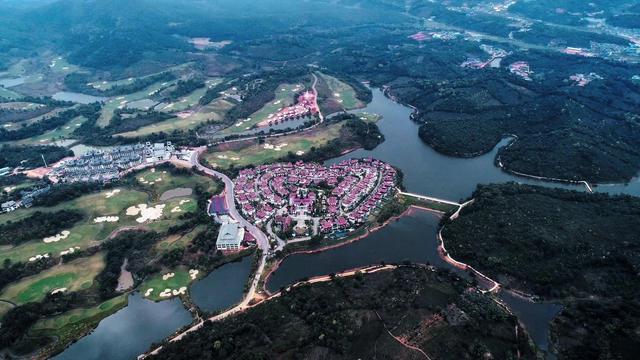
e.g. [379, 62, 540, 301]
[151, 266, 537, 360]
[0, 210, 84, 246]
[441, 183, 640, 359]
[0, 145, 73, 168]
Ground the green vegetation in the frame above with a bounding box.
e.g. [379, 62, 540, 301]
[151, 266, 537, 359]
[442, 183, 640, 359]
[0, 253, 105, 305]
[138, 267, 193, 301]
[30, 294, 127, 346]
[0, 144, 72, 168]
[0, 209, 84, 246]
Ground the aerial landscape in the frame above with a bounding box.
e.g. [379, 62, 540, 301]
[0, 0, 639, 359]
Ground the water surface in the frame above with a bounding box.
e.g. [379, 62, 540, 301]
[54, 293, 191, 360]
[327, 88, 640, 200]
[190, 256, 253, 313]
[52, 92, 107, 104]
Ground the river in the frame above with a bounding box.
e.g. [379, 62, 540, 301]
[327, 88, 640, 200]
[267, 209, 562, 358]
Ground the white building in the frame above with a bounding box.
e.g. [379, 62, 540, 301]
[1, 201, 17, 213]
[216, 222, 245, 251]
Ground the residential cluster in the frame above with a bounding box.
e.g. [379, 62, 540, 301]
[508, 61, 533, 81]
[257, 90, 319, 128]
[51, 142, 175, 183]
[1, 185, 51, 213]
[233, 159, 397, 237]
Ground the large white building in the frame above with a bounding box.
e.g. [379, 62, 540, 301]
[216, 222, 245, 251]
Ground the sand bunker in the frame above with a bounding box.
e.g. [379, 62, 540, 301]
[51, 288, 67, 295]
[94, 216, 120, 223]
[159, 286, 187, 298]
[189, 269, 199, 280]
[171, 206, 182, 213]
[43, 230, 71, 243]
[105, 189, 121, 198]
[160, 188, 193, 201]
[144, 288, 154, 297]
[179, 199, 191, 205]
[126, 204, 166, 223]
[162, 272, 175, 281]
[296, 151, 305, 156]
[28, 253, 50, 262]
[60, 246, 81, 256]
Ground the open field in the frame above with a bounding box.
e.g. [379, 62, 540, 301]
[1, 106, 74, 132]
[48, 56, 79, 74]
[139, 266, 196, 301]
[135, 167, 218, 195]
[118, 97, 233, 138]
[0, 86, 21, 99]
[0, 253, 105, 305]
[318, 73, 363, 110]
[97, 79, 179, 127]
[154, 225, 204, 253]
[11, 115, 87, 146]
[0, 102, 43, 111]
[221, 83, 303, 135]
[88, 63, 192, 91]
[205, 122, 343, 169]
[30, 294, 127, 345]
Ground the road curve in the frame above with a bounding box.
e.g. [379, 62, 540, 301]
[140, 148, 270, 359]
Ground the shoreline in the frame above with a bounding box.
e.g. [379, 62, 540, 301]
[262, 205, 438, 295]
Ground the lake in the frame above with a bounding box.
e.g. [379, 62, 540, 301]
[52, 91, 108, 104]
[190, 256, 253, 313]
[327, 88, 640, 200]
[53, 293, 191, 360]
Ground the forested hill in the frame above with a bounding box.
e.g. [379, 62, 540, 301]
[150, 266, 537, 360]
[441, 183, 640, 360]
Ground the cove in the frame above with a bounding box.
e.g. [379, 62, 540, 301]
[190, 256, 253, 313]
[267, 209, 562, 357]
[327, 88, 640, 200]
[53, 293, 191, 360]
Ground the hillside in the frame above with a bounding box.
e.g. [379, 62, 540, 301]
[150, 266, 538, 360]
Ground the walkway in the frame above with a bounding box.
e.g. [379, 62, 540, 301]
[398, 191, 461, 206]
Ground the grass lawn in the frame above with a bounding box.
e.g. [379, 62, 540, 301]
[12, 115, 87, 146]
[221, 83, 303, 135]
[318, 72, 363, 110]
[48, 56, 79, 74]
[1, 106, 74, 132]
[205, 122, 344, 169]
[0, 253, 105, 305]
[135, 167, 219, 196]
[97, 79, 179, 127]
[139, 266, 197, 301]
[30, 294, 127, 345]
[154, 225, 204, 253]
[0, 87, 22, 100]
[118, 97, 233, 138]
[88, 63, 192, 91]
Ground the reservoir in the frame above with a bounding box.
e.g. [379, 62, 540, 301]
[328, 88, 640, 200]
[190, 256, 253, 313]
[267, 209, 562, 357]
[52, 91, 108, 104]
[53, 293, 191, 360]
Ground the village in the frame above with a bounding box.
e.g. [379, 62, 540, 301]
[231, 158, 397, 242]
[50, 142, 178, 183]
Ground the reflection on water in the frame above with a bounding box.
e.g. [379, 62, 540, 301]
[267, 209, 562, 357]
[52, 92, 107, 104]
[328, 88, 640, 200]
[190, 256, 252, 313]
[54, 293, 191, 360]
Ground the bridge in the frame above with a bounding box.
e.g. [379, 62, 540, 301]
[398, 191, 461, 207]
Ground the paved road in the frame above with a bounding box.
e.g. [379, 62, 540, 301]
[141, 148, 271, 359]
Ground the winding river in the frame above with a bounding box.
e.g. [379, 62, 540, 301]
[328, 88, 640, 200]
